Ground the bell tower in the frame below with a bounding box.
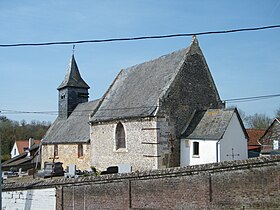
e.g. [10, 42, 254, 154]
[57, 54, 90, 119]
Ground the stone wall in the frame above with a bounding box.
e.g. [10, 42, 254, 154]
[3, 156, 280, 209]
[41, 143, 91, 171]
[158, 49, 225, 167]
[91, 118, 160, 171]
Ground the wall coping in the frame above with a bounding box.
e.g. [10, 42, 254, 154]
[3, 155, 280, 191]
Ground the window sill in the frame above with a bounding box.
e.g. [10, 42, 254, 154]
[115, 148, 128, 153]
[192, 155, 200, 158]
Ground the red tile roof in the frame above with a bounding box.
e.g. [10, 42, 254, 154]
[246, 129, 265, 146]
[15, 140, 41, 154]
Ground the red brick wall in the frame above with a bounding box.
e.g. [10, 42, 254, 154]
[3, 157, 278, 209]
[54, 157, 280, 209]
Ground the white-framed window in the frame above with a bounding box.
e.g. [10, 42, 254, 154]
[193, 142, 199, 156]
[273, 140, 279, 150]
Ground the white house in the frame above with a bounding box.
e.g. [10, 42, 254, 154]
[10, 138, 41, 158]
[180, 108, 248, 166]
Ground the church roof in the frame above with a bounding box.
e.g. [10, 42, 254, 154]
[57, 54, 90, 90]
[43, 100, 99, 144]
[181, 109, 246, 140]
[90, 37, 205, 122]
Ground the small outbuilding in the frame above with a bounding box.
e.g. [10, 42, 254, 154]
[180, 108, 248, 166]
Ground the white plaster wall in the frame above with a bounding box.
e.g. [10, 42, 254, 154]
[181, 113, 248, 166]
[10, 143, 19, 159]
[180, 139, 190, 166]
[91, 118, 160, 171]
[220, 113, 248, 161]
[182, 139, 217, 166]
[2, 188, 56, 210]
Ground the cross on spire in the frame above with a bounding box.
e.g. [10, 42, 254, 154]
[226, 148, 240, 160]
[72, 44, 75, 55]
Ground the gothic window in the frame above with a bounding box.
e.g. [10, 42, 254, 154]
[116, 122, 126, 149]
[193, 142, 199, 156]
[54, 144, 58, 157]
[78, 144, 83, 158]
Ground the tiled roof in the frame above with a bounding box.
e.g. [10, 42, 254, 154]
[246, 129, 265, 146]
[16, 140, 41, 154]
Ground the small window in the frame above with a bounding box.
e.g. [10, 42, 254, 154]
[193, 142, 199, 156]
[78, 144, 83, 158]
[60, 94, 65, 99]
[54, 145, 58, 157]
[14, 149, 16, 155]
[273, 140, 279, 150]
[116, 122, 126, 149]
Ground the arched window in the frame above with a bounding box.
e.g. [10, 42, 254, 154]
[193, 142, 199, 156]
[78, 144, 83, 158]
[54, 144, 58, 157]
[116, 122, 126, 149]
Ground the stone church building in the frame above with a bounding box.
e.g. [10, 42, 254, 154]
[42, 37, 225, 171]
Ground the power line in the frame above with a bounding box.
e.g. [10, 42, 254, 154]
[224, 93, 280, 103]
[1, 25, 280, 48]
[1, 93, 279, 116]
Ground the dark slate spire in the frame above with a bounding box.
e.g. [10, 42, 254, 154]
[57, 54, 90, 90]
[57, 54, 90, 119]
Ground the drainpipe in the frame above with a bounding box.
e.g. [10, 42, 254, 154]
[216, 138, 222, 163]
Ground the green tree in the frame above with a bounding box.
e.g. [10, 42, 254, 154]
[0, 116, 51, 157]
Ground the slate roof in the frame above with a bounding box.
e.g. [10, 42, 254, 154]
[181, 109, 246, 140]
[43, 100, 99, 144]
[90, 37, 201, 122]
[57, 54, 90, 90]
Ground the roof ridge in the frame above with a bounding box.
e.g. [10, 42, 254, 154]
[157, 37, 204, 108]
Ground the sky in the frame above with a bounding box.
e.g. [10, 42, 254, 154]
[0, 0, 279, 123]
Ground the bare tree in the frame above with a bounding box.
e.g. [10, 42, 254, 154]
[245, 113, 271, 130]
[275, 106, 280, 118]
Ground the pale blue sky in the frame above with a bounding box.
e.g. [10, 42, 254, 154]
[0, 0, 279, 123]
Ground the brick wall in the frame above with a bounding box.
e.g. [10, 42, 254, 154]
[3, 156, 280, 209]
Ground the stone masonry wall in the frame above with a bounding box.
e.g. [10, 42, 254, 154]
[41, 143, 91, 171]
[158, 52, 224, 167]
[91, 118, 160, 171]
[3, 156, 280, 209]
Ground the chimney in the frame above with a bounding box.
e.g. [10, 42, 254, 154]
[29, 137, 34, 149]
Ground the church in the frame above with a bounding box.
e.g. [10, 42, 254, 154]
[42, 37, 247, 172]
